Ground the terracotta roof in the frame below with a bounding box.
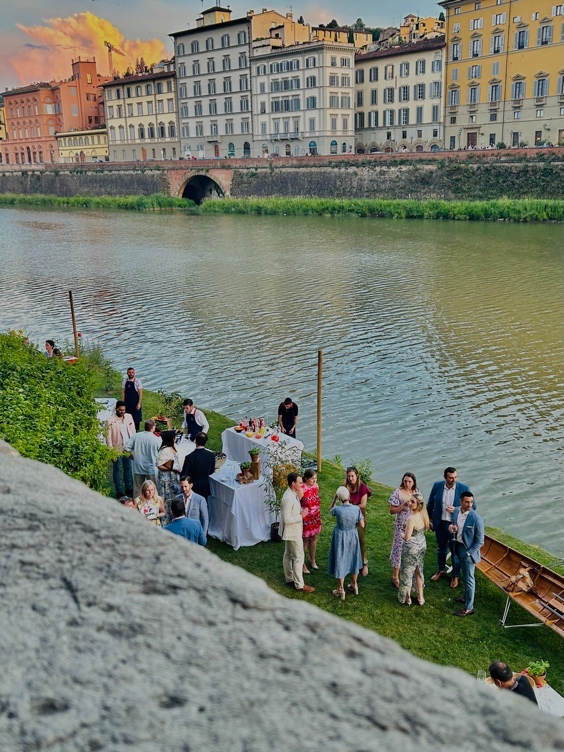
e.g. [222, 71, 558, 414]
[3, 82, 53, 97]
[356, 35, 445, 62]
[101, 70, 174, 87]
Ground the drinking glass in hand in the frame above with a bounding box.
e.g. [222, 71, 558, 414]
[476, 670, 487, 683]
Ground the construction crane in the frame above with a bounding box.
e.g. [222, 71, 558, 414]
[104, 41, 125, 77]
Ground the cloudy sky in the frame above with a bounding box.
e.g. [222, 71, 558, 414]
[0, 0, 441, 89]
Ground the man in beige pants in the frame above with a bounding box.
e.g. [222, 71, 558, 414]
[280, 472, 315, 593]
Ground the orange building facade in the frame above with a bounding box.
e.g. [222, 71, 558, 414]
[2, 58, 109, 165]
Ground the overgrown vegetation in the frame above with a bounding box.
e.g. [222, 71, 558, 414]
[0, 193, 195, 211]
[197, 197, 564, 222]
[0, 332, 113, 491]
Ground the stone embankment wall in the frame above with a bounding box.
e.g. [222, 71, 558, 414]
[1, 438, 563, 752]
[0, 149, 563, 200]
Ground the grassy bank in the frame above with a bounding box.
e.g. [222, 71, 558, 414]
[0, 192, 194, 211]
[197, 196, 564, 222]
[83, 347, 564, 694]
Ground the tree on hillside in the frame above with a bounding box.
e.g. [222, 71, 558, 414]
[327, 18, 340, 28]
[354, 17, 366, 29]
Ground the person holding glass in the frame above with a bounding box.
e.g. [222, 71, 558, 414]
[398, 493, 429, 606]
[388, 472, 418, 588]
[301, 469, 321, 573]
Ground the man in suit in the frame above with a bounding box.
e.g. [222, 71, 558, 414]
[426, 466, 471, 587]
[181, 432, 216, 499]
[165, 497, 207, 546]
[450, 492, 484, 616]
[280, 472, 314, 593]
[173, 476, 209, 534]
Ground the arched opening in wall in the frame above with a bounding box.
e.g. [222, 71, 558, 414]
[181, 175, 224, 205]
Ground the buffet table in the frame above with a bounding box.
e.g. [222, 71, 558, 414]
[175, 436, 196, 466]
[221, 427, 303, 467]
[207, 460, 275, 550]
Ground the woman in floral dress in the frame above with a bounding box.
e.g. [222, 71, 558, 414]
[398, 493, 429, 606]
[135, 480, 166, 527]
[301, 469, 321, 573]
[157, 431, 181, 525]
[388, 472, 418, 588]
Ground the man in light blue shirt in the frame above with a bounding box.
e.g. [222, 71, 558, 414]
[124, 418, 160, 499]
[165, 498, 207, 546]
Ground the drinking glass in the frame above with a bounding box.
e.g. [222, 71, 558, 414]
[476, 670, 487, 683]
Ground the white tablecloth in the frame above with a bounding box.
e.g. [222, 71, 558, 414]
[221, 427, 303, 468]
[175, 437, 196, 467]
[208, 460, 276, 550]
[535, 684, 564, 717]
[95, 397, 117, 425]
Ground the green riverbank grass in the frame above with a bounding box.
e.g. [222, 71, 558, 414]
[0, 192, 194, 211]
[197, 197, 564, 222]
[85, 349, 564, 694]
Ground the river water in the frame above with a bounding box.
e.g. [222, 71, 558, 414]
[1, 207, 563, 555]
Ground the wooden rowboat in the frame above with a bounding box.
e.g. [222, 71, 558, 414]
[477, 534, 564, 637]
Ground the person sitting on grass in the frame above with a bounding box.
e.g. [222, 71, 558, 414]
[165, 497, 207, 546]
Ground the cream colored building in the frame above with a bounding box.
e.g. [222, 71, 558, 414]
[355, 36, 446, 153]
[400, 14, 446, 42]
[101, 60, 180, 161]
[56, 128, 108, 162]
[0, 97, 6, 163]
[252, 40, 356, 156]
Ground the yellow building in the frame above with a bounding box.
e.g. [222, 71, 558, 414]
[56, 127, 108, 163]
[0, 96, 6, 154]
[400, 14, 446, 42]
[441, 0, 564, 149]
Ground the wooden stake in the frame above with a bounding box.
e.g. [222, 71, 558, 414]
[317, 349, 323, 472]
[69, 291, 80, 358]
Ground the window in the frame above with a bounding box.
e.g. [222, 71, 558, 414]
[341, 75, 350, 87]
[452, 68, 459, 81]
[223, 56, 231, 71]
[168, 123, 176, 138]
[329, 94, 339, 107]
[180, 103, 189, 118]
[259, 82, 265, 94]
[223, 78, 232, 93]
[475, 2, 481, 9]
[208, 80, 216, 95]
[136, 85, 142, 96]
[209, 100, 217, 115]
[260, 122, 267, 135]
[207, 59, 215, 73]
[489, 83, 501, 101]
[399, 85, 410, 102]
[384, 110, 394, 126]
[306, 76, 317, 87]
[239, 53, 248, 68]
[415, 59, 426, 74]
[432, 59, 442, 73]
[454, 22, 460, 33]
[210, 121, 218, 136]
[490, 112, 497, 120]
[468, 85, 480, 103]
[331, 116, 338, 131]
[384, 65, 394, 80]
[157, 100, 164, 114]
[455, 6, 461, 13]
[341, 57, 350, 67]
[256, 63, 266, 75]
[192, 61, 200, 76]
[450, 116, 457, 124]
[306, 56, 316, 68]
[470, 17, 484, 29]
[369, 66, 378, 82]
[177, 42, 185, 56]
[355, 69, 364, 84]
[194, 101, 202, 116]
[146, 84, 153, 95]
[491, 33, 504, 54]
[225, 98, 233, 113]
[330, 139, 338, 154]
[515, 29, 528, 49]
[400, 108, 409, 125]
[221, 34, 230, 48]
[167, 81, 173, 92]
[400, 62, 409, 77]
[448, 89, 460, 105]
[492, 12, 506, 25]
[148, 124, 155, 138]
[179, 83, 187, 98]
[306, 96, 317, 108]
[370, 89, 378, 105]
[195, 122, 203, 137]
[241, 119, 250, 134]
[468, 64, 481, 79]
[368, 111, 378, 127]
[191, 41, 199, 54]
[431, 81, 442, 98]
[512, 80, 525, 99]
[205, 37, 214, 51]
[384, 87, 394, 103]
[329, 74, 339, 86]
[533, 78, 548, 97]
[538, 25, 553, 44]
[492, 61, 500, 75]
[156, 82, 163, 94]
[194, 81, 201, 96]
[554, 4, 564, 15]
[240, 96, 250, 111]
[414, 84, 426, 100]
[107, 105, 114, 118]
[237, 31, 247, 44]
[513, 110, 522, 119]
[357, 91, 364, 106]
[471, 39, 482, 57]
[416, 106, 423, 124]
[137, 103, 143, 116]
[341, 95, 351, 108]
[451, 43, 461, 61]
[432, 104, 440, 122]
[239, 75, 249, 90]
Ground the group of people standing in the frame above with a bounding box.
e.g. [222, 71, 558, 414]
[281, 464, 484, 615]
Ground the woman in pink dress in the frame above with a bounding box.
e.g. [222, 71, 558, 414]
[345, 467, 372, 576]
[301, 468, 321, 573]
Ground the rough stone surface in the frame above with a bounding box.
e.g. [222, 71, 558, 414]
[0, 440, 562, 752]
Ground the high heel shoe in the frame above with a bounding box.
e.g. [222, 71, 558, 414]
[309, 561, 319, 570]
[417, 598, 425, 606]
[303, 565, 310, 575]
[346, 583, 359, 595]
[332, 588, 345, 601]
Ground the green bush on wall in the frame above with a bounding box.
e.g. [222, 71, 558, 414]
[0, 332, 114, 492]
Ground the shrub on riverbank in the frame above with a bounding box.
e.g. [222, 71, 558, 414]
[197, 197, 564, 222]
[0, 332, 113, 491]
[0, 193, 194, 211]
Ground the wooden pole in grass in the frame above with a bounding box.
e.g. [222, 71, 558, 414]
[69, 291, 80, 358]
[317, 349, 322, 472]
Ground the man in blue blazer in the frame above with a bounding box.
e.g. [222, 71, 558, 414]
[174, 476, 209, 534]
[450, 492, 484, 616]
[165, 497, 207, 546]
[426, 466, 471, 586]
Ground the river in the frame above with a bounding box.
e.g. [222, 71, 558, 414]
[1, 206, 563, 556]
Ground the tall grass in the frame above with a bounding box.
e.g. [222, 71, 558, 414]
[0, 193, 195, 211]
[197, 197, 564, 222]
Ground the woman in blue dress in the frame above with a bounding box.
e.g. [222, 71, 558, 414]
[328, 486, 364, 600]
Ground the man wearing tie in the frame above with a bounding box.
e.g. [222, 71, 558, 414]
[426, 466, 471, 587]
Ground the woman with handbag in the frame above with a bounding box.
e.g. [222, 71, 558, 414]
[157, 431, 181, 524]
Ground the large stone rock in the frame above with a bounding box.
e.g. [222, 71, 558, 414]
[0, 441, 561, 751]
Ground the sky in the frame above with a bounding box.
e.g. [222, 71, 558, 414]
[0, 0, 442, 90]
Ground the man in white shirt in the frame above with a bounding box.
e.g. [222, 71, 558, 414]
[449, 492, 485, 616]
[181, 399, 210, 441]
[280, 472, 314, 593]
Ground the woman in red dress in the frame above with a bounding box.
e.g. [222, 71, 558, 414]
[301, 468, 321, 573]
[345, 467, 372, 576]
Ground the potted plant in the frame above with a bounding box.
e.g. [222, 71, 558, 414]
[249, 447, 261, 480]
[237, 461, 254, 485]
[524, 660, 549, 687]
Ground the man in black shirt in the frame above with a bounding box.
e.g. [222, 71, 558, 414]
[181, 432, 216, 499]
[488, 661, 538, 705]
[278, 397, 298, 438]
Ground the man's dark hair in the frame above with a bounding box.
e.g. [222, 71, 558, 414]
[116, 400, 126, 409]
[45, 339, 55, 348]
[180, 476, 193, 485]
[170, 497, 186, 519]
[444, 466, 457, 477]
[283, 397, 293, 405]
[489, 661, 513, 682]
[183, 398, 194, 407]
[460, 491, 474, 501]
[144, 419, 156, 431]
[195, 432, 208, 446]
[287, 472, 300, 486]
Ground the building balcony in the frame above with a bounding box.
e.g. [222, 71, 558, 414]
[488, 101, 499, 110]
[512, 98, 523, 108]
[467, 103, 478, 112]
[270, 131, 301, 140]
[535, 96, 546, 106]
[448, 105, 459, 113]
[206, 135, 221, 142]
